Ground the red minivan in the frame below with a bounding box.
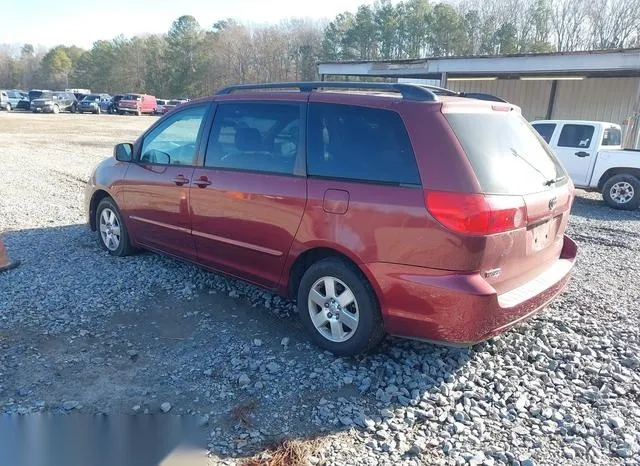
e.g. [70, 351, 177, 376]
[118, 93, 157, 115]
[85, 82, 577, 355]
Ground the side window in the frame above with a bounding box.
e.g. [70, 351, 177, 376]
[205, 102, 301, 175]
[140, 105, 208, 165]
[557, 124, 595, 148]
[602, 127, 621, 146]
[307, 103, 421, 185]
[532, 123, 556, 144]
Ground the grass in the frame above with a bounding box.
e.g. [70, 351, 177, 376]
[241, 438, 324, 466]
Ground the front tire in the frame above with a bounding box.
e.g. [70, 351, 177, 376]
[95, 198, 134, 256]
[297, 258, 385, 356]
[602, 174, 640, 210]
[6, 103, 11, 112]
[52, 104, 59, 114]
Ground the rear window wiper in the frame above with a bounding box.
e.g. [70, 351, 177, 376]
[510, 148, 555, 185]
[544, 175, 567, 186]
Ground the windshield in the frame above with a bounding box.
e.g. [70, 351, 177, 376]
[82, 95, 101, 101]
[36, 92, 54, 100]
[168, 100, 180, 105]
[445, 111, 567, 194]
[123, 95, 141, 101]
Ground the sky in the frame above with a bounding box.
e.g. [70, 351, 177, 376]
[1, 0, 388, 49]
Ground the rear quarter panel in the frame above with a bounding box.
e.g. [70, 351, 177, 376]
[592, 150, 640, 187]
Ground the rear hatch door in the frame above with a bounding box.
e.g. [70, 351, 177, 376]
[443, 107, 573, 294]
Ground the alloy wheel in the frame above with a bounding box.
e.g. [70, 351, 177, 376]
[307, 276, 359, 343]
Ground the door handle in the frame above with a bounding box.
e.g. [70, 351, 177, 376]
[193, 178, 211, 188]
[575, 151, 590, 157]
[171, 176, 189, 186]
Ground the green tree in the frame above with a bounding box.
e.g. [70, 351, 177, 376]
[493, 23, 518, 54]
[167, 15, 204, 97]
[322, 13, 356, 60]
[347, 5, 378, 59]
[397, 0, 431, 58]
[41, 47, 73, 87]
[428, 3, 465, 56]
[374, 0, 400, 59]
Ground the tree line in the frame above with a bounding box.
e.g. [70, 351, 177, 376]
[0, 0, 639, 98]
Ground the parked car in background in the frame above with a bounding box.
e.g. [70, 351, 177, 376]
[108, 94, 124, 114]
[0, 90, 29, 111]
[73, 92, 89, 103]
[118, 93, 157, 115]
[532, 120, 640, 210]
[66, 88, 91, 95]
[156, 99, 168, 114]
[77, 93, 111, 114]
[85, 81, 577, 355]
[30, 91, 77, 113]
[28, 89, 52, 102]
[163, 99, 188, 113]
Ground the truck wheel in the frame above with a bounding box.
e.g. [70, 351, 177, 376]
[6, 103, 11, 112]
[602, 174, 640, 210]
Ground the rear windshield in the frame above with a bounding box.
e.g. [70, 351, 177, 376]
[602, 126, 622, 146]
[124, 95, 141, 101]
[29, 90, 45, 100]
[445, 112, 567, 194]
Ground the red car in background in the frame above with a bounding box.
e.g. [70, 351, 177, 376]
[85, 82, 577, 355]
[118, 93, 157, 115]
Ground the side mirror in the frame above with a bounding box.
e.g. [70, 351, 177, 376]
[114, 143, 133, 162]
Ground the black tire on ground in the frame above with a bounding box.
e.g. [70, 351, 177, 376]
[602, 174, 640, 211]
[136, 109, 141, 116]
[6, 103, 11, 111]
[297, 257, 385, 356]
[52, 104, 59, 114]
[95, 197, 135, 257]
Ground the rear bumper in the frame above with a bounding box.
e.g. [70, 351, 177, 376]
[367, 235, 578, 345]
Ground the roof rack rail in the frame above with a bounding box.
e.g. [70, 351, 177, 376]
[216, 81, 439, 102]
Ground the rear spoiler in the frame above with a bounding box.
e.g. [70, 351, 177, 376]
[458, 92, 508, 103]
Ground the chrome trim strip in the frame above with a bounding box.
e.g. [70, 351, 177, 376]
[129, 216, 191, 234]
[192, 230, 282, 257]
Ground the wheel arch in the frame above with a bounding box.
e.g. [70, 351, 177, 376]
[89, 189, 113, 231]
[598, 168, 640, 190]
[286, 246, 384, 310]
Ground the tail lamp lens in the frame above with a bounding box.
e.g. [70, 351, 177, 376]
[425, 191, 527, 235]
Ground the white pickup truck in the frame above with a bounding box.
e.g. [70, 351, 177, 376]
[531, 120, 640, 210]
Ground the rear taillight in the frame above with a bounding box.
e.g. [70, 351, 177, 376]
[425, 191, 527, 235]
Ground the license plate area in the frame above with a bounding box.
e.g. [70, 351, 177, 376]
[529, 216, 560, 252]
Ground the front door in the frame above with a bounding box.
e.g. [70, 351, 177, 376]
[123, 104, 210, 259]
[552, 123, 596, 186]
[189, 99, 307, 288]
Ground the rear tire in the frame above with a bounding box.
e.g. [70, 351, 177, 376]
[95, 198, 134, 256]
[52, 104, 59, 114]
[297, 258, 385, 356]
[602, 174, 640, 211]
[6, 103, 11, 112]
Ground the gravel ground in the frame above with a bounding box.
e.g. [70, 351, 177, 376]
[1, 112, 639, 466]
